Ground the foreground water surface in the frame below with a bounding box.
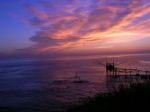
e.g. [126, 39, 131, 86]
[0, 54, 150, 112]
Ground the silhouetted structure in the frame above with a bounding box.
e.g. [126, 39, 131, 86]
[106, 59, 150, 79]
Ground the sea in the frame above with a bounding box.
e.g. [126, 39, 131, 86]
[0, 54, 150, 112]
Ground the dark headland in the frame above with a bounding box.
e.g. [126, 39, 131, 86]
[66, 82, 150, 112]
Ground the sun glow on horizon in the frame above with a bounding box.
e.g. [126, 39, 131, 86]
[0, 0, 150, 56]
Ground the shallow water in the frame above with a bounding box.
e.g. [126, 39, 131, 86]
[0, 54, 149, 112]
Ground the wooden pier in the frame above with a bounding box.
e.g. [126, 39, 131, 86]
[106, 61, 150, 80]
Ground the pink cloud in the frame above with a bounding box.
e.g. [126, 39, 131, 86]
[22, 0, 150, 55]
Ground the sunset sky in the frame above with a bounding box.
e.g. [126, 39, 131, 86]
[0, 0, 150, 58]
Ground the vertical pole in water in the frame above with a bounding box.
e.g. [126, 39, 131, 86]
[115, 68, 117, 76]
[113, 59, 115, 77]
[106, 58, 108, 76]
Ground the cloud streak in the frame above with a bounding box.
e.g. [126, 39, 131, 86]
[24, 0, 150, 55]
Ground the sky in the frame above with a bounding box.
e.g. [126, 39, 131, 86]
[0, 0, 150, 58]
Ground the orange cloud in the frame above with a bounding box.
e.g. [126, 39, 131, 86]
[25, 0, 150, 55]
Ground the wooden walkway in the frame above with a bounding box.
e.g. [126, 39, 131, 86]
[105, 61, 150, 80]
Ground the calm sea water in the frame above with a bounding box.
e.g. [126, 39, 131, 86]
[0, 54, 150, 112]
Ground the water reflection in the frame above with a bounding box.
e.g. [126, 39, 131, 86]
[106, 74, 150, 92]
[0, 54, 150, 112]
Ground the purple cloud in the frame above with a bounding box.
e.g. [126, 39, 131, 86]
[21, 0, 150, 56]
